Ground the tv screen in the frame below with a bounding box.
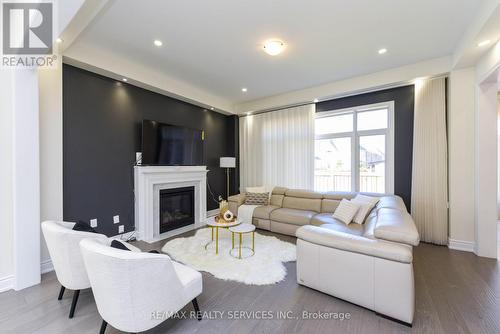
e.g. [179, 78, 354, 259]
[141, 120, 204, 166]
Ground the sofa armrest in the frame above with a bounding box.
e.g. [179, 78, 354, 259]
[296, 225, 413, 263]
[374, 208, 420, 246]
[228, 193, 246, 205]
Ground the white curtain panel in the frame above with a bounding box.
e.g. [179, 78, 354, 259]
[411, 77, 448, 245]
[239, 104, 315, 191]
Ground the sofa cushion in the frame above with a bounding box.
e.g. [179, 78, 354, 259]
[272, 186, 288, 195]
[310, 213, 364, 236]
[282, 196, 321, 212]
[253, 205, 280, 220]
[270, 208, 316, 226]
[270, 194, 284, 207]
[322, 191, 356, 200]
[321, 199, 340, 213]
[285, 189, 323, 199]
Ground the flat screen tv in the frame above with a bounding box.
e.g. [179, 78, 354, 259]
[141, 120, 204, 166]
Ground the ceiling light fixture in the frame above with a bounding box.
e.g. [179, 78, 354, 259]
[478, 40, 491, 47]
[263, 39, 286, 56]
[246, 112, 251, 115]
[122, 78, 128, 82]
[378, 48, 387, 54]
[210, 107, 214, 110]
[241, 88, 248, 92]
[56, 38, 63, 43]
[313, 98, 319, 103]
[154, 40, 163, 47]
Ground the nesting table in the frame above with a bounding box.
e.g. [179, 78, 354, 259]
[205, 217, 256, 258]
[205, 217, 240, 255]
[229, 223, 256, 259]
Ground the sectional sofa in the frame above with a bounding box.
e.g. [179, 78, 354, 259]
[228, 187, 420, 324]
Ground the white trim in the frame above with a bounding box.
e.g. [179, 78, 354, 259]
[40, 259, 54, 274]
[134, 166, 208, 243]
[0, 275, 15, 293]
[448, 238, 475, 253]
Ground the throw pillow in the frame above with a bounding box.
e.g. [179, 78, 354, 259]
[245, 192, 269, 206]
[110, 240, 131, 251]
[333, 199, 360, 225]
[72, 220, 97, 233]
[351, 195, 380, 224]
[246, 186, 266, 193]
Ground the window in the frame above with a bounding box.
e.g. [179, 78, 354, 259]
[314, 102, 394, 194]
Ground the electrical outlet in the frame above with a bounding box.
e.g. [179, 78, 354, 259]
[118, 225, 124, 234]
[113, 215, 120, 224]
[90, 219, 97, 228]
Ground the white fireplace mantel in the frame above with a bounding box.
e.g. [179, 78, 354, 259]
[134, 165, 208, 243]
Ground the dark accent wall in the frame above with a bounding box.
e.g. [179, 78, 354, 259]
[316, 85, 414, 209]
[63, 64, 238, 236]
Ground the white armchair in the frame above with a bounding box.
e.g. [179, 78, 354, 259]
[79, 238, 203, 334]
[41, 221, 109, 318]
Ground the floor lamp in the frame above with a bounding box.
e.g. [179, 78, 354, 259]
[220, 157, 236, 199]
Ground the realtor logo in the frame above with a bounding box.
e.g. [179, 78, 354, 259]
[1, 0, 57, 68]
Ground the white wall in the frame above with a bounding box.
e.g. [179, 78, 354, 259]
[497, 93, 500, 219]
[0, 71, 14, 285]
[473, 40, 500, 258]
[38, 59, 64, 268]
[448, 68, 477, 250]
[12, 70, 41, 290]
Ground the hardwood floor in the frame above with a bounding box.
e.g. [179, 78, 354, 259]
[0, 230, 498, 334]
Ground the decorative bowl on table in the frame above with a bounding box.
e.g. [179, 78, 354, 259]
[215, 213, 237, 224]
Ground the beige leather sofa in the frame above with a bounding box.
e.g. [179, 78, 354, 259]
[228, 187, 420, 324]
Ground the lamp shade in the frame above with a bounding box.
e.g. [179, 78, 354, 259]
[220, 157, 236, 168]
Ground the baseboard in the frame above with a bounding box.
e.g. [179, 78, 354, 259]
[207, 209, 219, 217]
[0, 275, 14, 293]
[41, 259, 54, 274]
[448, 238, 475, 252]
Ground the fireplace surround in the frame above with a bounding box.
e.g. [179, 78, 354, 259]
[134, 166, 208, 242]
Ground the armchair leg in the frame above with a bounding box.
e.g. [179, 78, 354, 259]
[99, 320, 107, 334]
[58, 286, 65, 300]
[192, 298, 202, 321]
[69, 290, 80, 318]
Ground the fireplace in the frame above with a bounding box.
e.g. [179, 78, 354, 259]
[159, 186, 195, 234]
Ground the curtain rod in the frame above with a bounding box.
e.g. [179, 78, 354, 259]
[239, 73, 449, 117]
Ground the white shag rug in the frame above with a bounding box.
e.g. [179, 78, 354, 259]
[161, 228, 296, 285]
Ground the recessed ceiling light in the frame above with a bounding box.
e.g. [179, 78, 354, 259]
[210, 107, 214, 110]
[56, 38, 63, 43]
[478, 40, 491, 47]
[154, 40, 163, 47]
[263, 39, 286, 56]
[246, 112, 252, 115]
[122, 78, 128, 82]
[241, 88, 248, 92]
[313, 98, 319, 103]
[378, 48, 387, 55]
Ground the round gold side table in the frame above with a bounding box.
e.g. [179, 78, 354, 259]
[229, 223, 256, 259]
[205, 217, 240, 255]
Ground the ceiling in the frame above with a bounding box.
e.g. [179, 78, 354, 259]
[66, 0, 483, 105]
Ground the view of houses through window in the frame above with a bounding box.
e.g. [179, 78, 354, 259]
[314, 102, 394, 194]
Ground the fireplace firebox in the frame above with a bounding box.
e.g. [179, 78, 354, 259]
[159, 186, 195, 234]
